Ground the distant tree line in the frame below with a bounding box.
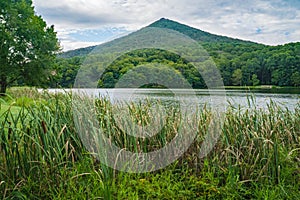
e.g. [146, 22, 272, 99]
[50, 42, 300, 88]
[205, 42, 300, 87]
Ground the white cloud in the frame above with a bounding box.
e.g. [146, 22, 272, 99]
[32, 0, 300, 50]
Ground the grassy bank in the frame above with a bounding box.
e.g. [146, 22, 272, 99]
[0, 88, 299, 199]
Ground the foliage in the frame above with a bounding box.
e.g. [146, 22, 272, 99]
[49, 57, 82, 88]
[0, 0, 59, 94]
[97, 49, 205, 88]
[291, 71, 300, 86]
[251, 74, 260, 86]
[232, 68, 243, 86]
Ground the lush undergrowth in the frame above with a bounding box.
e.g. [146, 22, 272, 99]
[0, 88, 299, 199]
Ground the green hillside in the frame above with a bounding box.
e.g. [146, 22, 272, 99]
[59, 45, 96, 59]
[53, 18, 300, 88]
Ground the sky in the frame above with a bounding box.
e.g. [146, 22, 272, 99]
[32, 0, 300, 51]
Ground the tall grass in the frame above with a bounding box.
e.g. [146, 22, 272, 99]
[0, 89, 299, 199]
[0, 90, 85, 198]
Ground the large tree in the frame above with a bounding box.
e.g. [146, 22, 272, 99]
[0, 0, 59, 94]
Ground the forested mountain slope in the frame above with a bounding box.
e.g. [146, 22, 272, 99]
[53, 18, 300, 88]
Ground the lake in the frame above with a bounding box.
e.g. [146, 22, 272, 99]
[46, 88, 300, 111]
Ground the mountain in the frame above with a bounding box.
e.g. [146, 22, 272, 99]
[54, 18, 300, 88]
[60, 18, 259, 58]
[59, 45, 96, 58]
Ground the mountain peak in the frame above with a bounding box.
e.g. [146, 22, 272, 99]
[158, 17, 173, 22]
[159, 17, 168, 21]
[148, 18, 254, 44]
[149, 18, 182, 27]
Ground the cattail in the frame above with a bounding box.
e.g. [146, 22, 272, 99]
[41, 120, 47, 134]
[8, 121, 12, 140]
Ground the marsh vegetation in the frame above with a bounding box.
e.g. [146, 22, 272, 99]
[0, 88, 299, 199]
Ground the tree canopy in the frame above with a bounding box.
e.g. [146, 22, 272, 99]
[0, 0, 59, 94]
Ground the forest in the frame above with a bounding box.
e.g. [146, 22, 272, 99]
[50, 18, 300, 89]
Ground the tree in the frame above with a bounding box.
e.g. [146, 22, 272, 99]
[50, 57, 82, 88]
[100, 72, 116, 88]
[0, 0, 59, 94]
[251, 74, 260, 86]
[232, 69, 243, 86]
[291, 72, 300, 86]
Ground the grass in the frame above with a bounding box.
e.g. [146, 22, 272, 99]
[0, 88, 299, 199]
[0, 95, 21, 116]
[0, 104, 21, 117]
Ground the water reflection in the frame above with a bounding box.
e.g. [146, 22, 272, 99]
[47, 88, 300, 111]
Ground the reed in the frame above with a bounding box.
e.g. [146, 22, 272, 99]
[0, 90, 299, 199]
[0, 92, 84, 198]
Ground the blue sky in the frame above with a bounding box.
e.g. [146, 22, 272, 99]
[32, 0, 300, 51]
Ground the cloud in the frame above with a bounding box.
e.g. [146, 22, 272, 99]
[32, 0, 300, 50]
[55, 27, 130, 50]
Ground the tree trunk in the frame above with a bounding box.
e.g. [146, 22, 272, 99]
[0, 78, 7, 96]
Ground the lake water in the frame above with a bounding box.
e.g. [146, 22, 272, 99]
[47, 88, 300, 111]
